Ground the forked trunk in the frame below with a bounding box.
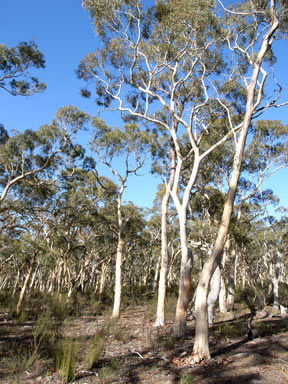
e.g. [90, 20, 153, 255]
[192, 17, 279, 358]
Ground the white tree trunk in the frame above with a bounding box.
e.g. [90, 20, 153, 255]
[16, 265, 33, 316]
[193, 14, 279, 358]
[112, 182, 126, 319]
[273, 249, 283, 309]
[12, 270, 20, 297]
[155, 157, 175, 326]
[207, 266, 221, 324]
[99, 261, 107, 296]
[227, 249, 237, 309]
[171, 154, 200, 338]
[112, 235, 124, 319]
[173, 214, 193, 337]
[219, 273, 227, 314]
[207, 238, 230, 321]
[153, 256, 161, 291]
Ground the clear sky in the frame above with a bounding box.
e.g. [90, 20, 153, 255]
[1, 0, 288, 212]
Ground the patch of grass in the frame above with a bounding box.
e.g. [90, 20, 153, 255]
[85, 331, 106, 370]
[108, 319, 128, 342]
[0, 352, 33, 379]
[154, 328, 176, 350]
[255, 321, 274, 337]
[278, 362, 288, 380]
[55, 338, 77, 384]
[145, 295, 157, 320]
[214, 322, 246, 340]
[165, 292, 178, 321]
[98, 358, 119, 381]
[145, 290, 177, 322]
[180, 373, 196, 384]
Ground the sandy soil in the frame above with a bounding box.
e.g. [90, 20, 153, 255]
[0, 305, 288, 383]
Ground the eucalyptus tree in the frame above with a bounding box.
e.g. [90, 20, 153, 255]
[0, 41, 46, 96]
[151, 181, 175, 326]
[0, 106, 89, 307]
[260, 212, 288, 309]
[79, 0, 244, 337]
[193, 0, 288, 362]
[40, 165, 118, 296]
[90, 118, 149, 318]
[201, 119, 288, 319]
[0, 106, 89, 211]
[224, 120, 288, 309]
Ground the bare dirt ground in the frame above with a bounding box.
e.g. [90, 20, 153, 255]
[1, 305, 288, 384]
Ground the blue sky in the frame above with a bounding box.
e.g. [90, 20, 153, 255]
[1, 0, 287, 212]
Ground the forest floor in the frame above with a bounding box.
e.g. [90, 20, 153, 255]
[0, 301, 288, 384]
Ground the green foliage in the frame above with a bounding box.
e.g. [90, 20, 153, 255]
[56, 338, 77, 384]
[0, 41, 46, 96]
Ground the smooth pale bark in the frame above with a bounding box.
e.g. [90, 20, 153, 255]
[0, 276, 8, 290]
[154, 190, 170, 326]
[112, 234, 125, 318]
[16, 265, 33, 316]
[29, 266, 38, 290]
[153, 256, 161, 291]
[207, 241, 229, 317]
[193, 10, 279, 360]
[219, 272, 227, 314]
[12, 270, 20, 297]
[219, 242, 229, 314]
[173, 219, 193, 337]
[227, 248, 237, 309]
[155, 145, 176, 327]
[172, 156, 200, 338]
[112, 182, 126, 319]
[99, 261, 108, 296]
[207, 266, 221, 324]
[273, 249, 283, 309]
